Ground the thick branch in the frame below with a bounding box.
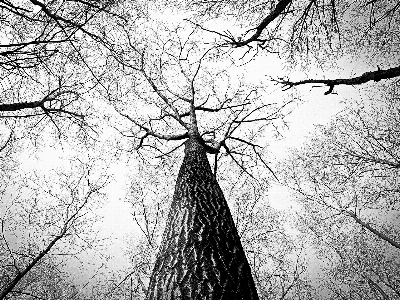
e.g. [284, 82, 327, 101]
[180, 102, 250, 118]
[185, 0, 291, 47]
[0, 231, 64, 300]
[30, 0, 88, 32]
[0, 100, 46, 112]
[276, 65, 400, 94]
[346, 211, 400, 250]
[232, 0, 292, 47]
[0, 88, 83, 118]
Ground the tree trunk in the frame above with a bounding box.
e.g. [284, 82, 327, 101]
[146, 137, 259, 300]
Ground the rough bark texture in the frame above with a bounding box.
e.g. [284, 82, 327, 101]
[146, 137, 259, 300]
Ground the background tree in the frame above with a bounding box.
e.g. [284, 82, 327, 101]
[0, 2, 134, 296]
[279, 81, 400, 299]
[0, 153, 109, 299]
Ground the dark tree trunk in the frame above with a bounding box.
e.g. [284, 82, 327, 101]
[146, 137, 259, 300]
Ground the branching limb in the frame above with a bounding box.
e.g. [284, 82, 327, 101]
[345, 210, 400, 250]
[345, 150, 400, 169]
[222, 142, 257, 181]
[0, 88, 84, 118]
[120, 113, 189, 150]
[139, 63, 188, 129]
[184, 19, 234, 45]
[0, 131, 12, 152]
[180, 101, 251, 118]
[29, 0, 106, 41]
[229, 136, 280, 181]
[232, 0, 292, 47]
[186, 0, 291, 47]
[274, 65, 400, 94]
[155, 141, 186, 159]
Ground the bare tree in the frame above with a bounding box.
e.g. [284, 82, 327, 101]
[4, 0, 399, 299]
[103, 22, 293, 298]
[309, 223, 400, 299]
[0, 160, 109, 299]
[279, 83, 400, 298]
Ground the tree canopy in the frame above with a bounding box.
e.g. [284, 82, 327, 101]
[1, 0, 399, 299]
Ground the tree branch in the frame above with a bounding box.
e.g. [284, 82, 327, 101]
[121, 113, 189, 149]
[345, 211, 400, 250]
[232, 0, 292, 47]
[222, 142, 257, 181]
[275, 65, 400, 94]
[186, 0, 291, 47]
[0, 177, 104, 299]
[0, 131, 12, 152]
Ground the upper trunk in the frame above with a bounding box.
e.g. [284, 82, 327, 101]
[146, 137, 259, 300]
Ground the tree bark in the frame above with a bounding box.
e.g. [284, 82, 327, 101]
[146, 137, 259, 300]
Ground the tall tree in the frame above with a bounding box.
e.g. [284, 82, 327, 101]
[145, 136, 258, 299]
[2, 0, 400, 299]
[107, 23, 291, 298]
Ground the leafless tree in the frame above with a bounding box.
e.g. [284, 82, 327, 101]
[0, 160, 109, 299]
[279, 83, 400, 299]
[102, 22, 294, 298]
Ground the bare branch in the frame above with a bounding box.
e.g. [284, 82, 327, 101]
[345, 210, 400, 250]
[274, 65, 400, 94]
[222, 142, 257, 181]
[233, 0, 292, 47]
[229, 136, 280, 181]
[155, 141, 186, 159]
[186, 0, 291, 47]
[141, 67, 188, 129]
[0, 88, 84, 118]
[180, 101, 251, 117]
[121, 113, 189, 149]
[0, 131, 12, 152]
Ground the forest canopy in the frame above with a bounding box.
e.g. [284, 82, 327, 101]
[1, 0, 399, 299]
